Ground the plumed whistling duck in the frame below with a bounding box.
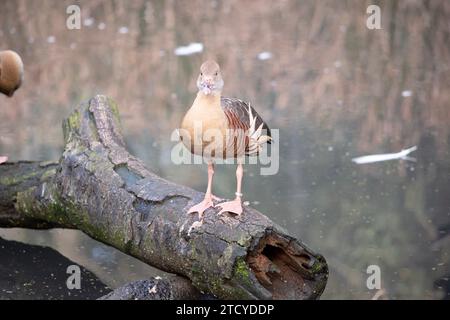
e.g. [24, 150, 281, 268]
[0, 50, 24, 164]
[180, 60, 271, 219]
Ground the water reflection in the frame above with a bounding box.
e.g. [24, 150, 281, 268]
[0, 228, 165, 290]
[0, 236, 110, 299]
[0, 0, 449, 299]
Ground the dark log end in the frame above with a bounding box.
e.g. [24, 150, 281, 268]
[245, 230, 328, 299]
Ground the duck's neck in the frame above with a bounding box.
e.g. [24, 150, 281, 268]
[194, 91, 222, 108]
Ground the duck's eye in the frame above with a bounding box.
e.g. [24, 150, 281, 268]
[215, 72, 218, 76]
[200, 72, 203, 76]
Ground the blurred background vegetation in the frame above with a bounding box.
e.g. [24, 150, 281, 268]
[0, 0, 449, 299]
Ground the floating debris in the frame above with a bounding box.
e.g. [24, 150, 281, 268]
[352, 146, 417, 164]
[83, 17, 94, 27]
[47, 36, 56, 44]
[402, 90, 413, 97]
[118, 26, 129, 34]
[174, 42, 204, 56]
[257, 51, 272, 60]
[98, 22, 106, 30]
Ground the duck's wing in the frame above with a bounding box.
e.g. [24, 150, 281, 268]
[221, 97, 272, 155]
[221, 97, 271, 135]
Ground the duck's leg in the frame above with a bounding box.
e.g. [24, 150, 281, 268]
[217, 163, 243, 216]
[0, 156, 7, 164]
[188, 162, 217, 219]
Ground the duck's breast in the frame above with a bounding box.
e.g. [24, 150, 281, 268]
[180, 96, 228, 157]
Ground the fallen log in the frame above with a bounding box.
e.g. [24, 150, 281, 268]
[98, 276, 205, 300]
[0, 95, 328, 299]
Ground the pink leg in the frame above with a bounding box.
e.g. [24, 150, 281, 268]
[0, 156, 8, 165]
[188, 162, 217, 219]
[217, 163, 243, 216]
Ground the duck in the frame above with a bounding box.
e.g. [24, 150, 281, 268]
[0, 50, 23, 97]
[0, 50, 24, 164]
[180, 60, 271, 219]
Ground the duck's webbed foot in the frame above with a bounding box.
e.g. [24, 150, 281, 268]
[216, 198, 243, 216]
[187, 194, 215, 219]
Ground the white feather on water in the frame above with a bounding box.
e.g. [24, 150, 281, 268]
[174, 43, 203, 56]
[352, 146, 417, 164]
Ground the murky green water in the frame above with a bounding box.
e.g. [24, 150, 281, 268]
[0, 0, 449, 299]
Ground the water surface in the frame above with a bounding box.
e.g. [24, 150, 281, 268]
[0, 0, 449, 299]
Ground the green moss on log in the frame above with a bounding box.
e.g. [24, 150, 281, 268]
[0, 170, 41, 186]
[233, 257, 252, 287]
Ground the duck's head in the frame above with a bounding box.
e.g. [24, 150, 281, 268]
[197, 60, 223, 96]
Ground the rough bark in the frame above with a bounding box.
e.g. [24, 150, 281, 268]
[0, 161, 60, 229]
[0, 95, 328, 299]
[98, 276, 205, 300]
